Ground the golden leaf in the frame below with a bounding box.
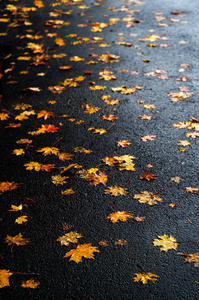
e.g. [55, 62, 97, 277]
[5, 233, 30, 247]
[153, 235, 178, 252]
[93, 128, 107, 135]
[51, 175, 68, 185]
[15, 215, 28, 224]
[24, 162, 42, 171]
[54, 37, 65, 46]
[107, 211, 133, 223]
[12, 149, 25, 156]
[169, 176, 183, 184]
[140, 135, 156, 142]
[0, 182, 19, 194]
[61, 188, 76, 195]
[133, 272, 158, 284]
[0, 113, 9, 120]
[9, 204, 23, 212]
[101, 114, 118, 121]
[57, 231, 83, 246]
[82, 104, 100, 114]
[177, 140, 191, 147]
[134, 191, 162, 206]
[89, 85, 106, 91]
[21, 279, 40, 289]
[0, 270, 13, 288]
[37, 147, 59, 156]
[64, 243, 99, 263]
[186, 187, 199, 193]
[34, 0, 44, 8]
[70, 56, 84, 61]
[37, 110, 54, 120]
[17, 139, 32, 144]
[104, 186, 127, 196]
[57, 152, 74, 161]
[48, 86, 65, 93]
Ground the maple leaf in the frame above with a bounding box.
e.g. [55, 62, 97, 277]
[93, 128, 107, 135]
[5, 123, 21, 128]
[38, 124, 60, 133]
[186, 187, 199, 193]
[70, 56, 84, 61]
[178, 252, 199, 267]
[107, 211, 133, 223]
[177, 140, 190, 147]
[12, 149, 25, 156]
[133, 272, 159, 284]
[58, 152, 74, 161]
[82, 104, 100, 114]
[21, 279, 40, 289]
[54, 37, 65, 46]
[0, 113, 9, 120]
[64, 243, 99, 263]
[140, 135, 156, 142]
[104, 186, 127, 196]
[115, 239, 127, 246]
[102, 114, 118, 121]
[117, 140, 131, 148]
[37, 110, 54, 120]
[48, 86, 65, 94]
[74, 147, 92, 153]
[89, 85, 106, 91]
[41, 164, 55, 172]
[134, 216, 146, 222]
[89, 172, 108, 186]
[186, 132, 199, 138]
[51, 175, 68, 185]
[57, 231, 83, 246]
[15, 215, 28, 224]
[102, 157, 118, 166]
[0, 181, 19, 194]
[5, 233, 30, 247]
[153, 235, 178, 252]
[24, 162, 42, 171]
[140, 172, 157, 181]
[99, 240, 109, 247]
[9, 204, 23, 212]
[142, 104, 156, 109]
[0, 270, 13, 288]
[169, 176, 183, 184]
[61, 188, 76, 195]
[37, 147, 59, 156]
[16, 139, 32, 144]
[134, 191, 162, 206]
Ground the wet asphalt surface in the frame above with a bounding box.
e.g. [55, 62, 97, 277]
[1, 0, 199, 299]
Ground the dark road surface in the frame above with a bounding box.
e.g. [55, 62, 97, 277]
[1, 0, 199, 299]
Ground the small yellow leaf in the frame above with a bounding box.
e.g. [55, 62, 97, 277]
[15, 215, 28, 224]
[21, 279, 40, 289]
[9, 204, 23, 212]
[0, 270, 13, 288]
[133, 272, 158, 284]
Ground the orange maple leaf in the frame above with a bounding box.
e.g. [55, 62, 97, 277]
[140, 172, 157, 181]
[37, 110, 54, 120]
[117, 140, 131, 148]
[0, 181, 19, 194]
[64, 243, 99, 263]
[107, 211, 133, 223]
[0, 269, 13, 288]
[38, 124, 60, 132]
[21, 279, 40, 289]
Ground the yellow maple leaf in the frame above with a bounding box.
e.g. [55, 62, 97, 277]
[9, 204, 23, 212]
[21, 279, 40, 289]
[104, 186, 127, 196]
[37, 147, 59, 156]
[64, 243, 99, 263]
[93, 128, 107, 135]
[5, 233, 30, 247]
[61, 188, 76, 195]
[134, 191, 162, 205]
[24, 162, 42, 171]
[107, 211, 133, 223]
[89, 85, 106, 91]
[0, 269, 13, 288]
[13, 103, 32, 110]
[133, 272, 159, 284]
[54, 37, 65, 46]
[82, 104, 100, 114]
[70, 56, 84, 61]
[12, 149, 25, 156]
[16, 139, 32, 144]
[15, 215, 28, 224]
[153, 235, 178, 252]
[177, 140, 191, 146]
[51, 175, 68, 185]
[57, 231, 83, 246]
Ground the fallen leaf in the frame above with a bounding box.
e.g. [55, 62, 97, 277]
[15, 215, 28, 224]
[57, 231, 83, 246]
[5, 233, 30, 247]
[104, 186, 127, 196]
[63, 243, 99, 263]
[107, 211, 133, 223]
[140, 172, 157, 181]
[51, 175, 68, 185]
[0, 270, 13, 288]
[153, 235, 178, 252]
[140, 135, 156, 142]
[21, 279, 40, 289]
[117, 140, 131, 148]
[115, 239, 127, 246]
[134, 191, 162, 206]
[133, 272, 158, 284]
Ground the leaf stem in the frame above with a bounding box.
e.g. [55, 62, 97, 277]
[137, 264, 147, 273]
[109, 202, 116, 212]
[175, 239, 197, 243]
[154, 184, 173, 195]
[51, 137, 63, 147]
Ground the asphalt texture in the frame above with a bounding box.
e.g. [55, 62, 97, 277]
[1, 0, 199, 299]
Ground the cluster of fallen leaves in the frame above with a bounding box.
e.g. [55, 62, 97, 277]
[0, 0, 198, 293]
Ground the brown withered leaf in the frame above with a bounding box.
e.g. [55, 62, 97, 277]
[99, 240, 109, 247]
[102, 114, 118, 121]
[134, 216, 146, 222]
[140, 172, 157, 181]
[115, 239, 127, 246]
[178, 252, 199, 267]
